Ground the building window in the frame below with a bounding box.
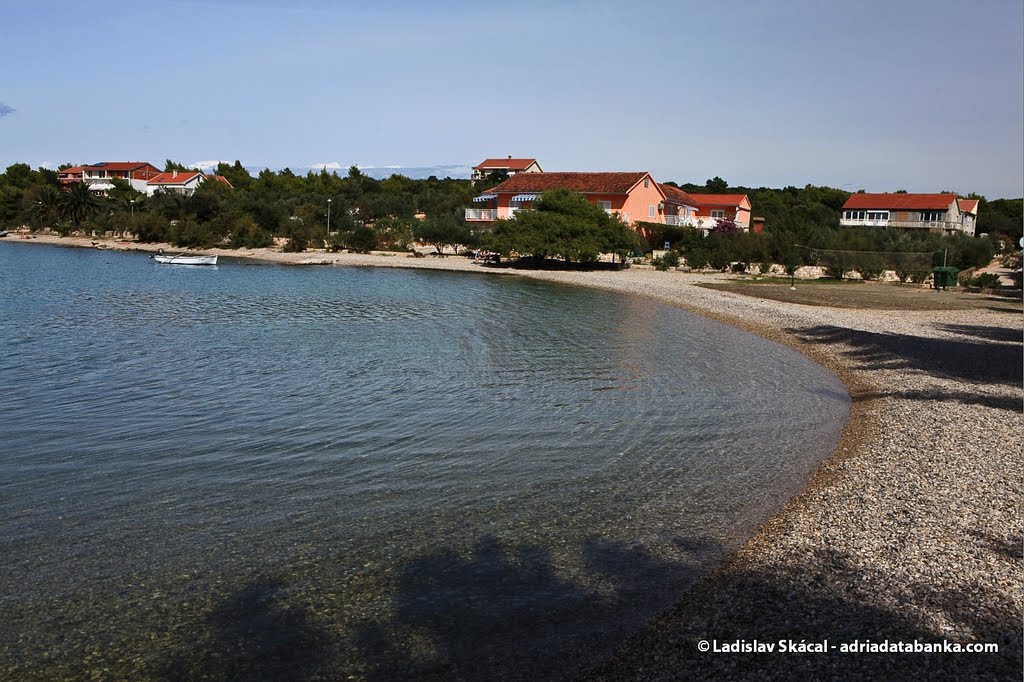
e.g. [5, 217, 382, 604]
[644, 178, 650, 188]
[649, 205, 656, 218]
[597, 200, 612, 213]
[711, 210, 725, 219]
[866, 211, 889, 220]
[921, 211, 944, 221]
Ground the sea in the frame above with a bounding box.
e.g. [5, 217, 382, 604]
[0, 241, 849, 679]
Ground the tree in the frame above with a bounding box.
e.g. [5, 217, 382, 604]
[346, 225, 377, 253]
[415, 214, 473, 255]
[705, 176, 728, 192]
[487, 188, 641, 265]
[26, 186, 62, 231]
[108, 177, 144, 204]
[164, 159, 189, 172]
[58, 182, 103, 226]
[228, 215, 272, 248]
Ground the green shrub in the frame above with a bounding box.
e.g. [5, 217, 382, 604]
[855, 254, 886, 280]
[652, 250, 680, 271]
[969, 273, 1001, 289]
[346, 225, 377, 253]
[228, 216, 272, 249]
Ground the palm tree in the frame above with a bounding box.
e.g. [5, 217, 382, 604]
[58, 182, 103, 227]
[27, 186, 61, 232]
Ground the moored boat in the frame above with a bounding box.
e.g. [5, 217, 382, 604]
[153, 253, 218, 265]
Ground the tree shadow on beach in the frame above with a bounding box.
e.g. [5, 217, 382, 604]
[345, 533, 720, 681]
[583, 545, 1023, 681]
[788, 324, 1023, 388]
[934, 323, 1023, 344]
[157, 577, 336, 681]
[149, 528, 1021, 682]
[850, 387, 1022, 412]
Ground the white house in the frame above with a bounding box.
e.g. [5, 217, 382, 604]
[146, 171, 233, 196]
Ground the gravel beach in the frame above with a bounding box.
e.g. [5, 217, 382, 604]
[6, 234, 1022, 679]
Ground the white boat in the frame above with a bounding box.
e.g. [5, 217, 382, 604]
[153, 253, 218, 266]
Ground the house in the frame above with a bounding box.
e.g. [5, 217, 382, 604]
[466, 171, 666, 225]
[684, 193, 752, 231]
[471, 157, 543, 181]
[658, 185, 753, 233]
[840, 193, 975, 236]
[57, 166, 85, 190]
[146, 171, 233, 196]
[957, 198, 979, 236]
[659, 184, 702, 227]
[80, 162, 162, 195]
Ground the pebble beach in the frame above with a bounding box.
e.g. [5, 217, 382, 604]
[6, 233, 1022, 679]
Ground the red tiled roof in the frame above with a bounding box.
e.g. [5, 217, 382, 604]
[83, 162, 158, 172]
[58, 165, 85, 174]
[473, 158, 538, 171]
[658, 183, 698, 206]
[206, 174, 233, 188]
[842, 193, 958, 210]
[685, 193, 750, 208]
[148, 171, 203, 185]
[491, 171, 651, 195]
[957, 198, 979, 214]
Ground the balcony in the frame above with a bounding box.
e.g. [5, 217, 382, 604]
[662, 215, 704, 227]
[465, 208, 497, 221]
[840, 218, 890, 228]
[886, 220, 964, 232]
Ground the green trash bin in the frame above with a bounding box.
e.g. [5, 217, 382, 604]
[932, 266, 959, 289]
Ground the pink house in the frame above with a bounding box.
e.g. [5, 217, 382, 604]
[658, 185, 753, 232]
[467, 171, 667, 226]
[684, 193, 752, 230]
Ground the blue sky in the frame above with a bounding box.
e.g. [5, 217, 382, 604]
[1, 0, 1022, 198]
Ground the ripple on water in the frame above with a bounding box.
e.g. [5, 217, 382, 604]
[0, 243, 849, 679]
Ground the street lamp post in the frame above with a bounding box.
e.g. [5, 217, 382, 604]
[130, 199, 135, 217]
[327, 198, 332, 236]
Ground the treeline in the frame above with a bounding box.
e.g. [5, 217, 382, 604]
[646, 177, 1017, 273]
[639, 223, 994, 277]
[0, 161, 480, 252]
[672, 176, 1022, 247]
[0, 164, 1017, 271]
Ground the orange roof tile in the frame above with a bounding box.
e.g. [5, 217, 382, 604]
[148, 171, 203, 185]
[83, 162, 159, 173]
[957, 198, 979, 214]
[685, 193, 750, 208]
[843, 193, 958, 210]
[658, 183, 699, 206]
[206, 174, 233, 188]
[473, 158, 538, 171]
[491, 171, 652, 195]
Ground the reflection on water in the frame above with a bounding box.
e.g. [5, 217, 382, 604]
[0, 243, 849, 678]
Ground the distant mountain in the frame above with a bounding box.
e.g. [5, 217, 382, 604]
[189, 162, 475, 181]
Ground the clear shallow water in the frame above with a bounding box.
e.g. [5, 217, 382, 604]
[0, 242, 849, 679]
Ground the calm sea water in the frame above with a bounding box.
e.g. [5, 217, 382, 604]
[0, 242, 848, 679]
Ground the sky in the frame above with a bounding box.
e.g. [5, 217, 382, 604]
[1, 0, 1022, 198]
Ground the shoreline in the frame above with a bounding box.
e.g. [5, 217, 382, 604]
[5, 232, 1021, 677]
